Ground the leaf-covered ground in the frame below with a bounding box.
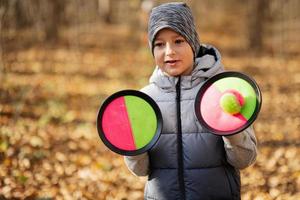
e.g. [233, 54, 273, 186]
[0, 24, 299, 199]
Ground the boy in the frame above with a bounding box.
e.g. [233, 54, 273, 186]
[125, 2, 257, 200]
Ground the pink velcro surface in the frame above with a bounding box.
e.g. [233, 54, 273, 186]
[200, 85, 248, 134]
[102, 96, 136, 150]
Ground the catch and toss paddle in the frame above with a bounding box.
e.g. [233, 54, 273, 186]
[195, 71, 262, 136]
[97, 90, 162, 156]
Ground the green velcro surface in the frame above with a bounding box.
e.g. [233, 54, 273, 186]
[125, 95, 157, 149]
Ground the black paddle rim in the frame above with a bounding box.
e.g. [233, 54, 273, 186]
[97, 90, 162, 156]
[195, 71, 262, 136]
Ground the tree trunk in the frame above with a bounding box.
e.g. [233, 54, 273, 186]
[247, 0, 269, 52]
[43, 0, 65, 42]
[15, 0, 32, 28]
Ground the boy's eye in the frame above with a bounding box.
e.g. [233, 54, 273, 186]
[154, 42, 164, 47]
[175, 39, 185, 44]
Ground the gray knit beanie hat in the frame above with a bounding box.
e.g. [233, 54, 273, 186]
[148, 2, 200, 57]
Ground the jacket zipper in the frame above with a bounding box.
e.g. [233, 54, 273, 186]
[176, 76, 186, 200]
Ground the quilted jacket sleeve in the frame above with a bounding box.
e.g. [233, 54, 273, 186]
[222, 126, 258, 169]
[124, 153, 149, 176]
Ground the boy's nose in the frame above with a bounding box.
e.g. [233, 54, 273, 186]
[165, 43, 175, 55]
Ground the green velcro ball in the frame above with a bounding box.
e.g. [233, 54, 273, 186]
[219, 93, 242, 114]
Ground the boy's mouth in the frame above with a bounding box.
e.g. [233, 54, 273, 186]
[165, 60, 179, 65]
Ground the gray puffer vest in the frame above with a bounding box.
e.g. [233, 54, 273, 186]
[141, 45, 241, 200]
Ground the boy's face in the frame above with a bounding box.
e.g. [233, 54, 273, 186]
[153, 28, 194, 76]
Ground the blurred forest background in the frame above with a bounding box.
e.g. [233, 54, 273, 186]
[0, 0, 299, 199]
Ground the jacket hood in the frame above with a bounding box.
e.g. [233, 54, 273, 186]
[149, 44, 224, 91]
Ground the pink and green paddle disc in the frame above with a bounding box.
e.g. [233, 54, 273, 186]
[195, 71, 262, 136]
[97, 90, 162, 156]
